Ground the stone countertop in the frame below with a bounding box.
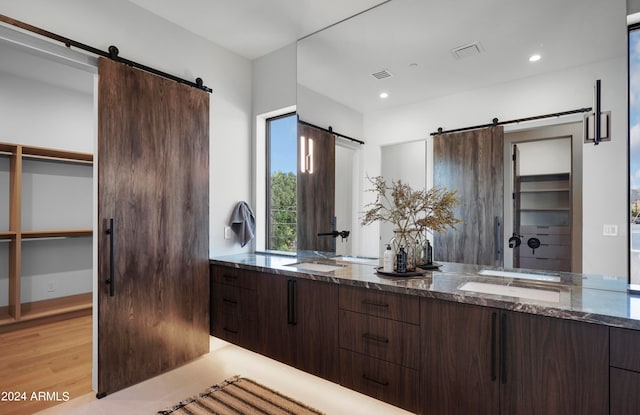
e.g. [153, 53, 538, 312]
[210, 252, 640, 330]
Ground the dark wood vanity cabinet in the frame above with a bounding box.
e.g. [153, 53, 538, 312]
[210, 263, 617, 414]
[338, 286, 419, 412]
[610, 327, 640, 414]
[420, 299, 609, 415]
[210, 265, 258, 350]
[256, 273, 340, 383]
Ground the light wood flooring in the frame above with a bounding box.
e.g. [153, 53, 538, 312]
[0, 315, 92, 415]
[1, 315, 413, 415]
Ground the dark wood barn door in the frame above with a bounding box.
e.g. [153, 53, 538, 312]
[434, 126, 504, 266]
[297, 123, 335, 252]
[97, 58, 210, 396]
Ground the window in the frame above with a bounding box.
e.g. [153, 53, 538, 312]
[266, 113, 297, 252]
[630, 25, 640, 284]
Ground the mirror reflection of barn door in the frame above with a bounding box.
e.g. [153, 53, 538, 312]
[297, 123, 335, 252]
[433, 126, 504, 266]
[97, 58, 210, 396]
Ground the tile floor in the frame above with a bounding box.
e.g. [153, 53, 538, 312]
[35, 337, 413, 415]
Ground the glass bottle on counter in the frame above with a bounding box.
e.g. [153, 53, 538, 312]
[397, 245, 407, 273]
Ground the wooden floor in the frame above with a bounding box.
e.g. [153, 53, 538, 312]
[0, 315, 92, 415]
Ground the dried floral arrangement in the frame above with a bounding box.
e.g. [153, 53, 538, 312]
[361, 176, 461, 235]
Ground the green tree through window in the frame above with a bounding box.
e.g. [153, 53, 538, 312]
[267, 113, 297, 251]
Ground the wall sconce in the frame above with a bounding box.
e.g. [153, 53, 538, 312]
[584, 79, 611, 145]
[300, 135, 314, 174]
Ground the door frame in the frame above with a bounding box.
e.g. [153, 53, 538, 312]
[503, 120, 583, 271]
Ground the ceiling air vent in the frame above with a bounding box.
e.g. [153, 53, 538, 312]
[451, 42, 483, 60]
[371, 69, 393, 80]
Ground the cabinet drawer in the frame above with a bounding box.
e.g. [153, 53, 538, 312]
[520, 225, 570, 235]
[339, 310, 419, 369]
[212, 284, 257, 321]
[521, 232, 571, 246]
[518, 243, 570, 259]
[211, 311, 257, 348]
[211, 264, 257, 290]
[339, 286, 419, 324]
[611, 327, 640, 372]
[518, 257, 570, 272]
[340, 349, 417, 413]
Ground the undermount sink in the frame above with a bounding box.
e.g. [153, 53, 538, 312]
[334, 256, 378, 264]
[459, 281, 561, 303]
[479, 269, 561, 283]
[285, 262, 347, 273]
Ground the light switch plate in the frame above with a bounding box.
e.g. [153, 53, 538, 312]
[603, 224, 618, 236]
[224, 226, 232, 240]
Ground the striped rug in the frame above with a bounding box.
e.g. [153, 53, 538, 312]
[158, 376, 325, 415]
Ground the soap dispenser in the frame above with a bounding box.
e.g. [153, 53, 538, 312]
[383, 244, 394, 273]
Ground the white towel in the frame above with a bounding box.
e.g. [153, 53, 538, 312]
[230, 201, 256, 247]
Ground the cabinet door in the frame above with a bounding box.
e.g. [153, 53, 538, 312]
[256, 274, 297, 367]
[297, 279, 339, 382]
[420, 299, 499, 415]
[611, 367, 640, 414]
[256, 274, 339, 382]
[501, 312, 608, 415]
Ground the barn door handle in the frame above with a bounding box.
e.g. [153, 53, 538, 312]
[501, 313, 508, 384]
[491, 311, 498, 381]
[494, 216, 501, 261]
[287, 279, 297, 325]
[105, 218, 115, 297]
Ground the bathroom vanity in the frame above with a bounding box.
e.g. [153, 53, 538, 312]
[210, 253, 637, 414]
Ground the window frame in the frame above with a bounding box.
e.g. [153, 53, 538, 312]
[265, 111, 297, 252]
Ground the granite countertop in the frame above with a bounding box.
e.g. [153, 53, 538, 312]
[210, 252, 640, 330]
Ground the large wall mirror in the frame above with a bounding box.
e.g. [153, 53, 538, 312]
[297, 0, 629, 279]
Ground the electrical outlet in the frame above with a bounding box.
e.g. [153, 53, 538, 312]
[224, 226, 232, 240]
[603, 224, 618, 237]
[47, 280, 55, 292]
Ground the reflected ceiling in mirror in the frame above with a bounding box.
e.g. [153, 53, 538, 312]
[297, 0, 625, 114]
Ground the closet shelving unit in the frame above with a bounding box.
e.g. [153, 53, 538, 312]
[515, 172, 572, 272]
[0, 142, 93, 331]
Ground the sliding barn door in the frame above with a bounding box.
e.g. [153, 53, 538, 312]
[434, 126, 503, 266]
[97, 58, 209, 396]
[297, 123, 335, 252]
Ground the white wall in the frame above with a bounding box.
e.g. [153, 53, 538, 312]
[360, 58, 627, 277]
[517, 138, 572, 175]
[297, 85, 364, 140]
[0, 70, 94, 151]
[253, 43, 297, 118]
[251, 43, 297, 251]
[0, 0, 254, 257]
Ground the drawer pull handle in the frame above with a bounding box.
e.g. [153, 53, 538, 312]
[362, 374, 389, 386]
[223, 327, 238, 334]
[362, 333, 389, 344]
[362, 299, 389, 308]
[224, 274, 238, 280]
[223, 298, 238, 305]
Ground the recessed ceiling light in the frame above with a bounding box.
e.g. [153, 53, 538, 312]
[379, 92, 389, 99]
[529, 54, 541, 62]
